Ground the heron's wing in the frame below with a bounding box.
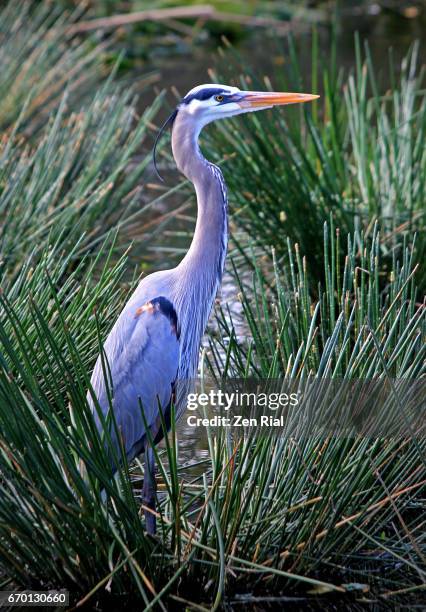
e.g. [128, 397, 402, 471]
[89, 296, 180, 461]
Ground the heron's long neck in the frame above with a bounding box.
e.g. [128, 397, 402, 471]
[172, 117, 228, 286]
[171, 114, 228, 361]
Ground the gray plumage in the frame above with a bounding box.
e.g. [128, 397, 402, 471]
[88, 83, 318, 533]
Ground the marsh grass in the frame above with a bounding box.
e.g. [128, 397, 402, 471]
[0, 86, 167, 276]
[210, 222, 424, 379]
[0, 3, 424, 608]
[0, 1, 105, 134]
[204, 36, 426, 289]
[0, 223, 424, 608]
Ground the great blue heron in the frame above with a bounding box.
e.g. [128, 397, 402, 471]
[89, 84, 318, 534]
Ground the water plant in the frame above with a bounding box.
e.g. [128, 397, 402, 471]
[204, 36, 426, 289]
[0, 1, 424, 608]
[0, 217, 424, 607]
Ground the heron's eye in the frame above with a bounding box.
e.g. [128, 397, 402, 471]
[214, 95, 224, 102]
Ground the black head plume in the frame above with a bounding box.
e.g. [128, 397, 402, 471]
[153, 108, 178, 182]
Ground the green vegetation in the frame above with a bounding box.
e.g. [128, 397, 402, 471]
[211, 224, 424, 379]
[0, 1, 103, 133]
[0, 1, 424, 609]
[204, 36, 426, 289]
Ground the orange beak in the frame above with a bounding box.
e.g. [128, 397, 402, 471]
[237, 91, 319, 108]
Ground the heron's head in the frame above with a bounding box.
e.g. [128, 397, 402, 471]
[177, 83, 319, 127]
[153, 83, 318, 179]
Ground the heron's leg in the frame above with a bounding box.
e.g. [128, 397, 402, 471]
[143, 445, 157, 535]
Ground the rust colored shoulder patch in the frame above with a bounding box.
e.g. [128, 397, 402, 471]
[134, 296, 180, 339]
[134, 302, 155, 318]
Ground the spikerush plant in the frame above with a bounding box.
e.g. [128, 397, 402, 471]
[0, 0, 192, 281]
[0, 260, 370, 606]
[167, 224, 425, 603]
[0, 86, 169, 278]
[203, 36, 426, 289]
[0, 178, 424, 607]
[209, 222, 425, 379]
[0, 0, 105, 135]
[3, 238, 423, 608]
[0, 237, 358, 607]
[0, 5, 424, 606]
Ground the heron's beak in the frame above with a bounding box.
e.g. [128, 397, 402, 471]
[237, 91, 319, 109]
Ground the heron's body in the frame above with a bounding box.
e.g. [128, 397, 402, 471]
[89, 109, 228, 458]
[88, 83, 318, 533]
